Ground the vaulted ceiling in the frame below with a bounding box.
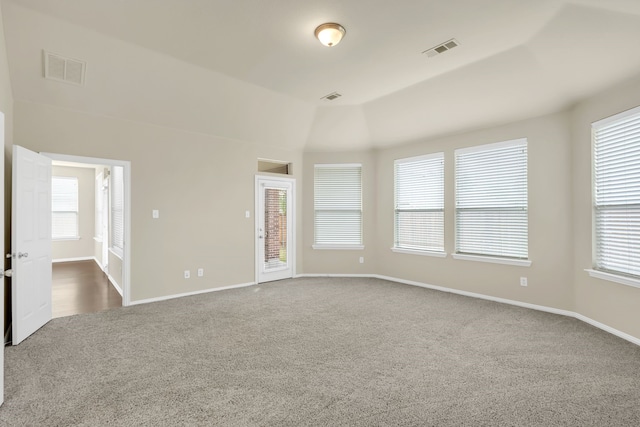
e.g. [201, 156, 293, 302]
[3, 0, 640, 151]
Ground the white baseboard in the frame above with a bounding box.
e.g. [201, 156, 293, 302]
[129, 281, 257, 306]
[91, 256, 104, 271]
[294, 273, 377, 279]
[296, 273, 639, 347]
[107, 274, 123, 297]
[52, 256, 94, 263]
[83, 256, 122, 297]
[574, 313, 640, 347]
[123, 272, 640, 347]
[373, 274, 575, 317]
[52, 255, 124, 298]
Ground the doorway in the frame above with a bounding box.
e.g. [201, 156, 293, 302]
[43, 152, 131, 307]
[255, 176, 295, 283]
[50, 161, 124, 317]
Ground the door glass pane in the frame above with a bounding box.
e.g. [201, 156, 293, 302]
[264, 187, 288, 271]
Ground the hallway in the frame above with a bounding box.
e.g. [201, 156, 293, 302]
[52, 260, 122, 318]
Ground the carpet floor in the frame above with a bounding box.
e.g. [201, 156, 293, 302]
[1, 277, 639, 426]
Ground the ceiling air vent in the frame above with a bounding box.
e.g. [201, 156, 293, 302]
[423, 39, 459, 58]
[321, 91, 342, 101]
[43, 50, 86, 85]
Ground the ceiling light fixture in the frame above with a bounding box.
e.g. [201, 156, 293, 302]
[314, 23, 346, 47]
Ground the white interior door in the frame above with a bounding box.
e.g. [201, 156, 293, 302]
[256, 177, 294, 283]
[11, 145, 52, 345]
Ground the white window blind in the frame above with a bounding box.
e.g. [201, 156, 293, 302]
[111, 166, 124, 255]
[593, 106, 640, 278]
[314, 164, 362, 247]
[52, 176, 79, 239]
[394, 153, 444, 253]
[455, 139, 528, 259]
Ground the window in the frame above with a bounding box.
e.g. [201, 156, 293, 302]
[394, 153, 445, 254]
[52, 176, 79, 239]
[455, 139, 528, 262]
[313, 164, 363, 248]
[592, 106, 640, 279]
[95, 173, 103, 241]
[111, 166, 124, 256]
[258, 159, 291, 175]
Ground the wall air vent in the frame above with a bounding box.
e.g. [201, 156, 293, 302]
[321, 91, 342, 101]
[423, 39, 460, 58]
[43, 50, 86, 86]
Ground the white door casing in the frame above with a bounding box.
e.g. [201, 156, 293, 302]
[255, 176, 295, 283]
[0, 114, 5, 405]
[102, 185, 108, 272]
[101, 174, 109, 272]
[12, 145, 53, 345]
[42, 152, 131, 306]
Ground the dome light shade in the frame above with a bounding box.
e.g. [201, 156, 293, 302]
[314, 23, 346, 47]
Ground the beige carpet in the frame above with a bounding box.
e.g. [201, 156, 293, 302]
[1, 277, 639, 426]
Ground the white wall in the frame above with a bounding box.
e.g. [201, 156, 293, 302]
[571, 74, 640, 340]
[108, 249, 122, 292]
[13, 100, 303, 303]
[302, 83, 640, 342]
[51, 165, 95, 261]
[303, 112, 574, 311]
[302, 150, 376, 274]
[375, 111, 574, 310]
[5, 4, 639, 343]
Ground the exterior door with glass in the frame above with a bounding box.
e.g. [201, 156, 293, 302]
[256, 177, 294, 283]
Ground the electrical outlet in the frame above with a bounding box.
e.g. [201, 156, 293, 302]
[184, 270, 190, 279]
[520, 277, 527, 287]
[197, 268, 204, 277]
[359, 257, 364, 264]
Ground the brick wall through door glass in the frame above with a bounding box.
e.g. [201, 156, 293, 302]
[264, 188, 287, 269]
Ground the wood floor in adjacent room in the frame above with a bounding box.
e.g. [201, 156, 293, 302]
[52, 260, 122, 318]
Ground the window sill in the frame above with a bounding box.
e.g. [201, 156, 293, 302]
[585, 269, 640, 289]
[391, 247, 447, 258]
[453, 253, 531, 267]
[109, 247, 123, 260]
[94, 237, 103, 243]
[312, 244, 364, 250]
[53, 237, 80, 241]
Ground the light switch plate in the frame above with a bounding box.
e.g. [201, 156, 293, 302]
[152, 210, 159, 219]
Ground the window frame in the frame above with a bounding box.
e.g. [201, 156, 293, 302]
[392, 152, 446, 257]
[52, 176, 80, 240]
[313, 163, 364, 250]
[588, 105, 640, 286]
[453, 138, 530, 266]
